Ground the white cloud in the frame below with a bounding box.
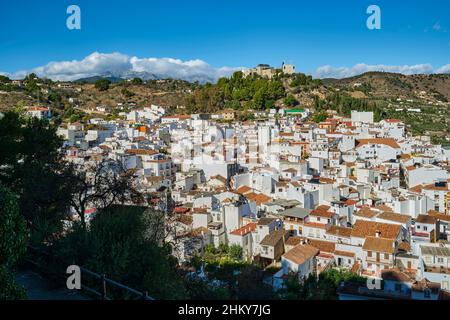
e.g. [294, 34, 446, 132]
[7, 52, 243, 83]
[314, 63, 443, 79]
[129, 57, 242, 82]
[4, 52, 449, 81]
[436, 64, 450, 74]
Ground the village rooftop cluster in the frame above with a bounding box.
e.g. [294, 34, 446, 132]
[26, 98, 450, 300]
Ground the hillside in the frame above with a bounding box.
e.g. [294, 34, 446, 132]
[323, 72, 450, 103]
[0, 71, 449, 144]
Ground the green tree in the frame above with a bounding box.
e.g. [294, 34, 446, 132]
[311, 111, 328, 123]
[55, 205, 187, 299]
[0, 75, 10, 83]
[0, 184, 27, 300]
[284, 94, 299, 107]
[228, 245, 243, 261]
[0, 111, 73, 245]
[131, 78, 143, 85]
[234, 265, 274, 300]
[121, 87, 135, 98]
[278, 269, 365, 300]
[0, 266, 26, 300]
[95, 79, 111, 91]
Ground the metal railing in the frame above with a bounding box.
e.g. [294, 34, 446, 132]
[25, 246, 154, 300]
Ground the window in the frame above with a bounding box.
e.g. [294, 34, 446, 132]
[438, 257, 444, 264]
[384, 253, 389, 260]
[368, 251, 372, 257]
[423, 226, 428, 231]
[317, 217, 320, 222]
[424, 289, 431, 298]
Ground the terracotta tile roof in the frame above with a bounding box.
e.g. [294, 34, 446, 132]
[344, 199, 358, 206]
[236, 185, 252, 195]
[354, 207, 378, 219]
[244, 192, 272, 205]
[319, 177, 335, 184]
[374, 204, 394, 212]
[303, 222, 328, 229]
[412, 279, 440, 293]
[178, 215, 193, 225]
[132, 136, 147, 142]
[125, 149, 158, 156]
[423, 183, 449, 191]
[356, 138, 400, 149]
[283, 244, 319, 265]
[310, 208, 334, 218]
[377, 212, 410, 224]
[260, 229, 286, 247]
[326, 225, 352, 238]
[334, 250, 355, 258]
[192, 207, 208, 214]
[409, 184, 423, 193]
[415, 214, 437, 224]
[362, 236, 396, 254]
[230, 222, 257, 236]
[381, 269, 414, 282]
[399, 154, 412, 160]
[307, 239, 335, 253]
[384, 119, 401, 123]
[316, 205, 331, 211]
[398, 241, 411, 252]
[173, 207, 190, 214]
[279, 132, 294, 137]
[285, 236, 303, 247]
[28, 107, 49, 111]
[257, 217, 277, 226]
[428, 210, 450, 222]
[351, 220, 401, 239]
[351, 262, 361, 274]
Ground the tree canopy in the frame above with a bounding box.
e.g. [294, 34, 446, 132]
[0, 184, 27, 300]
[0, 111, 72, 245]
[186, 72, 285, 113]
[54, 205, 187, 299]
[95, 79, 111, 91]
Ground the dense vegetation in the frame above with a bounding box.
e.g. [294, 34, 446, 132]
[279, 269, 365, 300]
[185, 71, 285, 113]
[54, 205, 187, 299]
[0, 185, 27, 299]
[0, 112, 72, 245]
[313, 92, 387, 122]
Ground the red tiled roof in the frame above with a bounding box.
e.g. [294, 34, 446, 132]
[230, 223, 257, 236]
[356, 138, 400, 149]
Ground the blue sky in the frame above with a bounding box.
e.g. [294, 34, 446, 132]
[0, 0, 449, 79]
